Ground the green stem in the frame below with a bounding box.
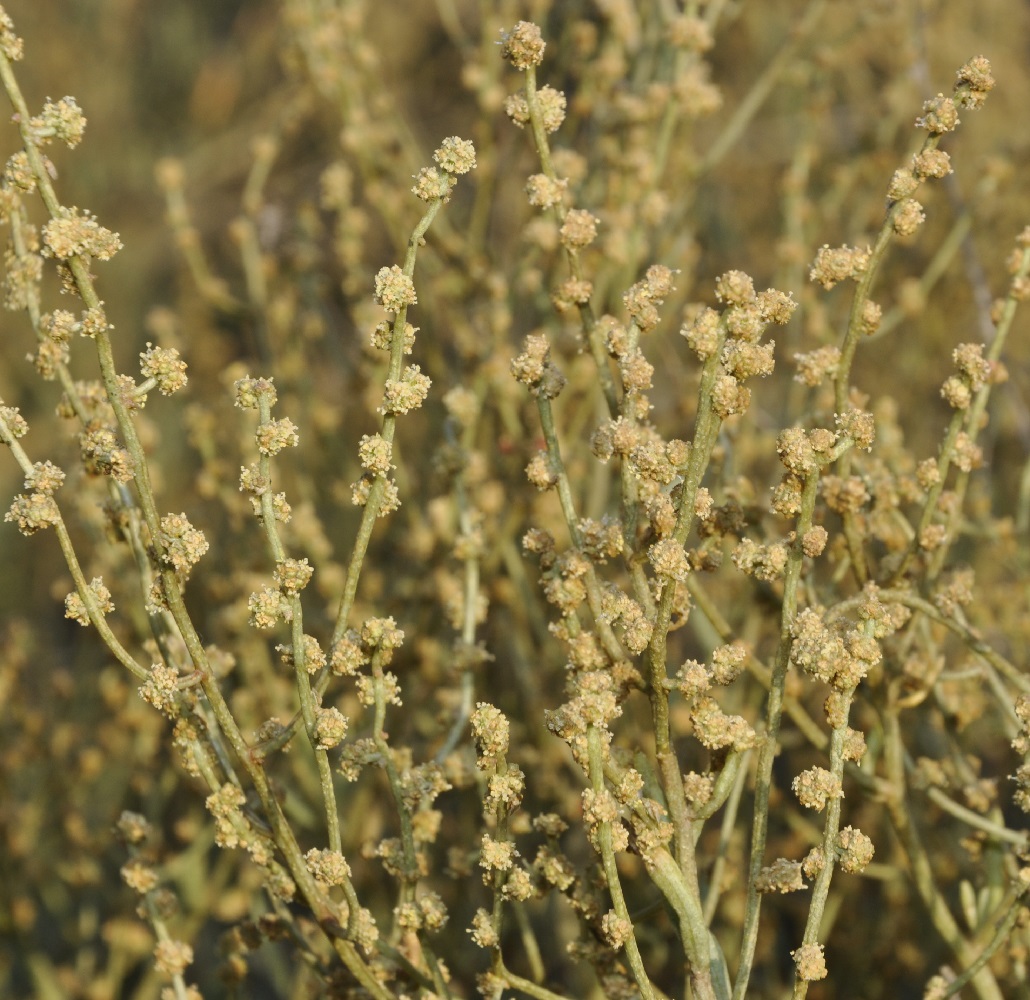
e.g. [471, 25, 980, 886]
[733, 464, 821, 1000]
[587, 727, 659, 1000]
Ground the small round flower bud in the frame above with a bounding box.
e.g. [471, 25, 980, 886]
[248, 586, 291, 629]
[792, 943, 827, 982]
[305, 848, 351, 886]
[680, 307, 721, 359]
[139, 343, 188, 395]
[955, 55, 994, 108]
[31, 96, 86, 148]
[500, 21, 545, 70]
[892, 198, 925, 237]
[433, 136, 477, 175]
[158, 512, 209, 576]
[755, 858, 805, 894]
[64, 577, 114, 626]
[559, 208, 599, 249]
[116, 810, 152, 845]
[0, 11, 23, 60]
[525, 173, 567, 209]
[358, 433, 393, 475]
[374, 265, 417, 313]
[234, 376, 276, 409]
[859, 299, 882, 335]
[525, 451, 558, 490]
[313, 707, 348, 749]
[5, 150, 35, 192]
[917, 94, 959, 133]
[792, 766, 843, 811]
[535, 86, 567, 133]
[669, 15, 713, 52]
[912, 149, 951, 179]
[503, 92, 530, 128]
[836, 825, 875, 873]
[154, 939, 193, 979]
[888, 169, 920, 201]
[274, 558, 313, 595]
[411, 166, 455, 202]
[380, 365, 431, 414]
[255, 417, 299, 456]
[808, 244, 870, 289]
[714, 269, 755, 306]
[940, 376, 971, 409]
[801, 526, 828, 558]
[42, 207, 121, 261]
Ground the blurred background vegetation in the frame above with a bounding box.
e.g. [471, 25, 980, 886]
[1, 1, 1029, 997]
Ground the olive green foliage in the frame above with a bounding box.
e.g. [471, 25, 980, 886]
[1, 2, 1030, 999]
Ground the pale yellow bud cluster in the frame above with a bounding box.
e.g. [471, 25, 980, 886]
[139, 342, 188, 395]
[233, 375, 276, 409]
[304, 847, 351, 887]
[755, 858, 805, 894]
[792, 942, 827, 982]
[64, 576, 114, 626]
[690, 697, 757, 751]
[510, 332, 565, 399]
[373, 265, 417, 314]
[275, 634, 325, 674]
[29, 96, 86, 148]
[77, 420, 131, 481]
[41, 206, 121, 261]
[500, 21, 545, 70]
[312, 706, 348, 749]
[623, 263, 677, 332]
[380, 364, 431, 414]
[525, 172, 567, 208]
[153, 938, 193, 979]
[0, 8, 23, 59]
[248, 585, 293, 630]
[792, 766, 843, 811]
[433, 136, 477, 175]
[808, 244, 871, 290]
[732, 538, 789, 582]
[139, 662, 183, 718]
[837, 825, 874, 873]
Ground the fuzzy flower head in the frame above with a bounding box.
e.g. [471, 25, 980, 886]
[525, 173, 567, 209]
[305, 847, 351, 887]
[792, 943, 827, 982]
[42, 207, 121, 262]
[954, 55, 994, 109]
[139, 343, 187, 395]
[500, 21, 545, 70]
[313, 707, 348, 749]
[809, 244, 871, 290]
[792, 766, 843, 811]
[434, 136, 477, 175]
[534, 86, 567, 133]
[273, 557, 313, 595]
[0, 9, 23, 60]
[836, 825, 875, 873]
[412, 166, 455, 203]
[374, 265, 417, 314]
[5, 488, 58, 534]
[255, 417, 299, 456]
[916, 94, 959, 134]
[158, 512, 209, 576]
[471, 702, 510, 765]
[30, 96, 86, 148]
[64, 576, 113, 626]
[234, 376, 276, 409]
[380, 364, 431, 415]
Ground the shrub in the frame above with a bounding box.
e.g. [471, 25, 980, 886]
[1, 3, 1029, 999]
